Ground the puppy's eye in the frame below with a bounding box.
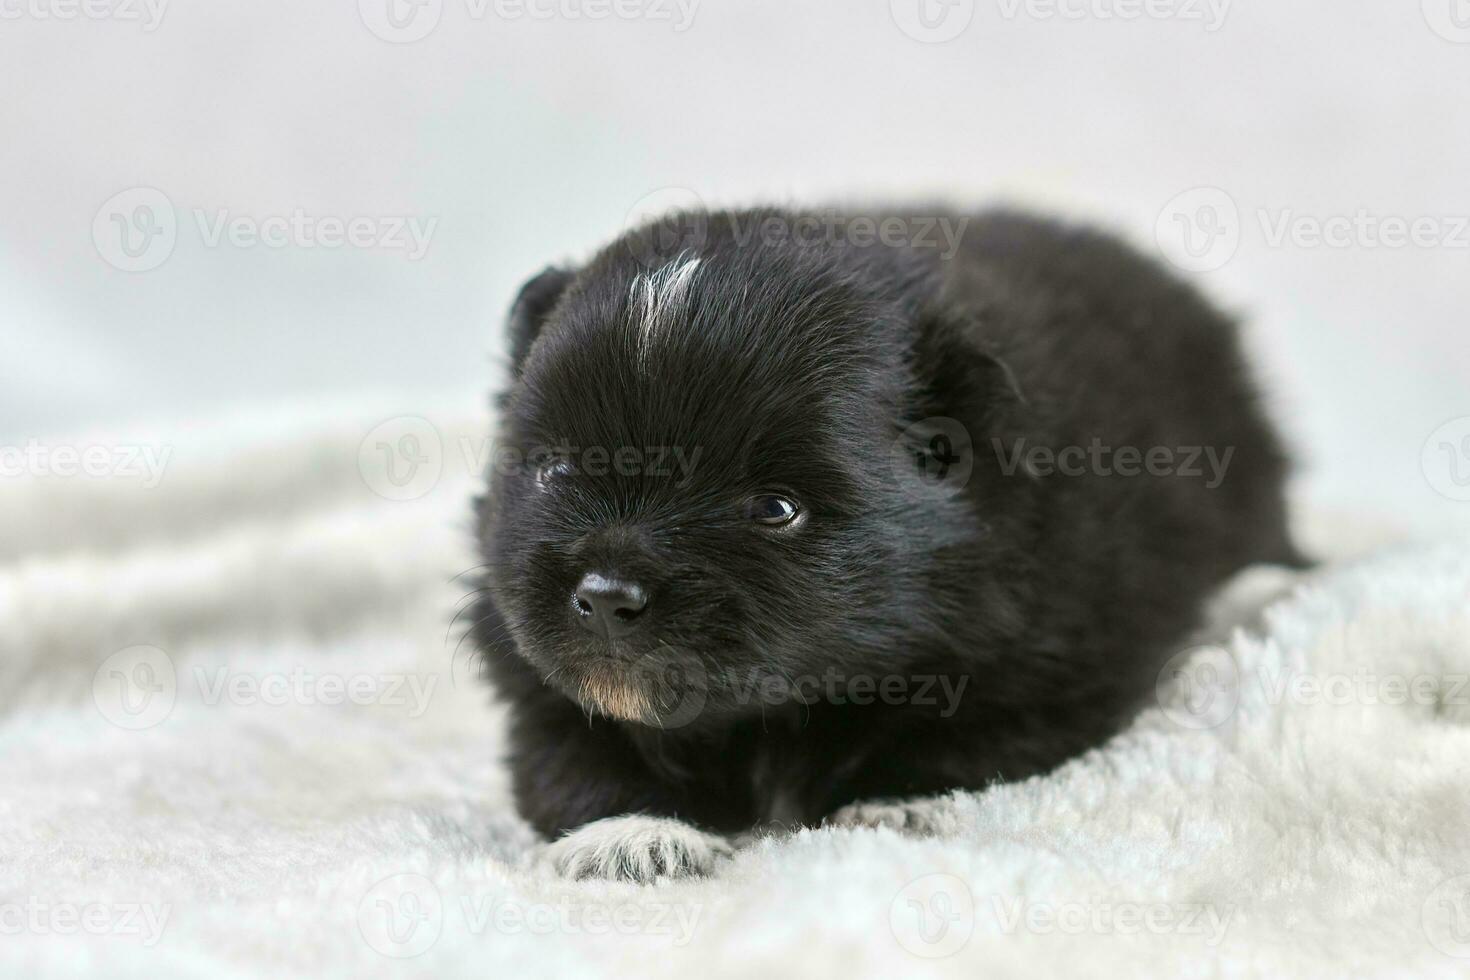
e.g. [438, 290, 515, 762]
[535, 459, 574, 489]
[745, 494, 801, 527]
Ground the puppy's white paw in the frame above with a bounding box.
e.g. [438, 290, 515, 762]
[825, 797, 950, 835]
[542, 815, 732, 882]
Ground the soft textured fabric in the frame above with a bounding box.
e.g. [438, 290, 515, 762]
[4, 408, 1469, 979]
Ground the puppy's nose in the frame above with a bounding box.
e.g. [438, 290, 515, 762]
[573, 572, 649, 638]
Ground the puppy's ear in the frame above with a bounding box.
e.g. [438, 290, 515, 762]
[911, 308, 1027, 432]
[505, 266, 575, 376]
[899, 308, 1030, 491]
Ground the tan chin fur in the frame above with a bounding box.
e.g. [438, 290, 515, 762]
[577, 664, 652, 723]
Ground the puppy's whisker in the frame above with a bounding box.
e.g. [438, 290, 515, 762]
[445, 593, 496, 645]
[448, 564, 493, 585]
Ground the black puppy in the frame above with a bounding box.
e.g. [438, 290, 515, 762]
[471, 207, 1301, 880]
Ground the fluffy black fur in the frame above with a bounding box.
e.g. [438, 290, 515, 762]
[470, 207, 1302, 839]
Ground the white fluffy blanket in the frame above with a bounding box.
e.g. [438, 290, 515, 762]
[4, 408, 1470, 979]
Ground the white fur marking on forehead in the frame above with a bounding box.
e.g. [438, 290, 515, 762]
[629, 254, 702, 365]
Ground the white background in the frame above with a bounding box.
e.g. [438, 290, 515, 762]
[3, 0, 1468, 529]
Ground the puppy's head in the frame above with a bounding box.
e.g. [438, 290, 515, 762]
[480, 212, 1011, 728]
